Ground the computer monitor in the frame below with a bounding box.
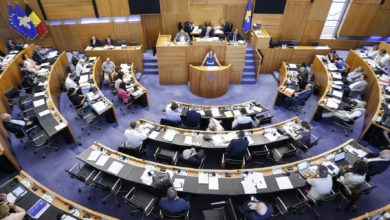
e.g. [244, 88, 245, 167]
[297, 160, 310, 170]
[334, 151, 346, 162]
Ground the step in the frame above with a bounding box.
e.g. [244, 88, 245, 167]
[143, 68, 159, 75]
[245, 60, 254, 65]
[144, 59, 157, 63]
[272, 71, 280, 83]
[244, 65, 255, 70]
[245, 54, 254, 58]
[144, 62, 158, 67]
[240, 78, 257, 84]
[242, 74, 256, 79]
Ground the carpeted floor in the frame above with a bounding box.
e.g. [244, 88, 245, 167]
[0, 50, 389, 220]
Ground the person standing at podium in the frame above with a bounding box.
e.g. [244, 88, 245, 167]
[174, 29, 190, 43]
[202, 50, 221, 67]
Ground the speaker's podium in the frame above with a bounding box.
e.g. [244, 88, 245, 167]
[189, 64, 231, 98]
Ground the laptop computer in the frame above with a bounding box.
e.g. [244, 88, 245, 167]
[298, 161, 314, 177]
[334, 151, 357, 167]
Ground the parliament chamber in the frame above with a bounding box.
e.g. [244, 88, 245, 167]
[0, 0, 390, 220]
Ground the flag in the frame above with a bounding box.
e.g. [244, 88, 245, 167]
[25, 2, 48, 38]
[8, 3, 27, 38]
[243, 0, 253, 33]
[14, 3, 38, 40]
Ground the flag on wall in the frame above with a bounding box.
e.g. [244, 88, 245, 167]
[8, 3, 27, 38]
[25, 2, 48, 38]
[13, 3, 38, 40]
[243, 0, 253, 33]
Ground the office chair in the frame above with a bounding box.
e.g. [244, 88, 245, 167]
[93, 171, 126, 207]
[308, 42, 319, 46]
[233, 122, 253, 130]
[160, 118, 181, 127]
[202, 198, 239, 220]
[65, 162, 97, 200]
[286, 90, 312, 115]
[304, 189, 339, 218]
[337, 181, 376, 212]
[160, 207, 190, 220]
[26, 125, 57, 159]
[128, 41, 141, 46]
[271, 143, 298, 163]
[331, 117, 354, 137]
[275, 188, 310, 216]
[5, 87, 31, 113]
[293, 134, 321, 159]
[154, 147, 178, 165]
[109, 83, 121, 106]
[124, 187, 158, 219]
[117, 144, 146, 159]
[254, 113, 273, 127]
[119, 96, 136, 115]
[76, 105, 102, 135]
[178, 154, 206, 169]
[249, 145, 270, 160]
[221, 149, 251, 169]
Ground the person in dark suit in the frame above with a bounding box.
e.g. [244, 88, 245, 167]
[200, 26, 215, 38]
[220, 19, 230, 36]
[297, 66, 309, 90]
[71, 51, 80, 67]
[184, 110, 201, 128]
[32, 45, 47, 64]
[0, 113, 37, 138]
[227, 29, 243, 42]
[365, 150, 390, 181]
[159, 187, 190, 215]
[225, 130, 249, 159]
[67, 88, 87, 108]
[5, 39, 22, 52]
[21, 73, 38, 94]
[90, 36, 102, 48]
[105, 35, 115, 46]
[179, 148, 205, 168]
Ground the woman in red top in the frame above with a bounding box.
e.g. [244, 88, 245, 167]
[117, 82, 132, 104]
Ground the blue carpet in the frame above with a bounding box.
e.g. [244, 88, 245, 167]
[1, 55, 389, 219]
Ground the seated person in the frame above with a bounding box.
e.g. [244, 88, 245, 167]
[179, 148, 205, 167]
[220, 19, 230, 36]
[0, 113, 36, 135]
[67, 88, 87, 107]
[338, 160, 367, 188]
[207, 118, 224, 131]
[343, 75, 368, 98]
[159, 187, 190, 215]
[118, 82, 132, 104]
[225, 130, 249, 159]
[297, 66, 309, 90]
[374, 49, 390, 67]
[5, 39, 22, 52]
[306, 165, 333, 201]
[164, 102, 181, 123]
[0, 193, 26, 220]
[227, 29, 243, 43]
[202, 50, 221, 67]
[183, 21, 194, 35]
[32, 45, 47, 64]
[383, 59, 390, 75]
[21, 73, 38, 94]
[90, 35, 102, 48]
[283, 83, 313, 109]
[71, 51, 80, 67]
[232, 108, 255, 129]
[365, 45, 379, 58]
[298, 121, 312, 147]
[174, 29, 190, 43]
[322, 105, 365, 122]
[114, 72, 124, 89]
[334, 56, 347, 74]
[365, 149, 390, 181]
[344, 67, 364, 84]
[111, 67, 121, 82]
[183, 109, 201, 128]
[18, 62, 35, 76]
[75, 59, 87, 77]
[22, 54, 39, 72]
[241, 197, 273, 220]
[123, 121, 146, 149]
[102, 57, 116, 83]
[200, 26, 215, 38]
[105, 35, 115, 46]
[328, 50, 337, 63]
[65, 72, 79, 91]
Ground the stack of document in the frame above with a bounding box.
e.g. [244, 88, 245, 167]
[224, 111, 233, 118]
[173, 178, 185, 191]
[344, 145, 367, 158]
[252, 106, 263, 113]
[241, 172, 267, 194]
[331, 90, 343, 98]
[38, 109, 51, 117]
[54, 123, 67, 131]
[148, 131, 160, 139]
[264, 129, 280, 142]
[96, 154, 109, 166]
[288, 64, 297, 69]
[331, 72, 342, 80]
[91, 101, 107, 114]
[87, 150, 101, 161]
[163, 129, 176, 142]
[140, 165, 156, 185]
[208, 174, 219, 190]
[275, 176, 293, 190]
[184, 136, 201, 146]
[328, 63, 338, 71]
[325, 98, 341, 109]
[47, 51, 58, 59]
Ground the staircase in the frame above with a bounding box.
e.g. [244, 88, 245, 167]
[143, 50, 158, 75]
[240, 44, 257, 84]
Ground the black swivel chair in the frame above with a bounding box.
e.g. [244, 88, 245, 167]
[233, 122, 253, 130]
[26, 125, 57, 158]
[305, 189, 339, 218]
[221, 149, 251, 169]
[118, 144, 146, 159]
[160, 207, 190, 220]
[271, 144, 298, 163]
[160, 118, 181, 127]
[154, 147, 178, 165]
[254, 114, 273, 127]
[119, 95, 136, 115]
[331, 117, 355, 137]
[76, 105, 102, 135]
[65, 162, 97, 200]
[275, 188, 310, 216]
[93, 171, 126, 207]
[202, 198, 239, 220]
[178, 154, 206, 169]
[337, 181, 376, 212]
[124, 187, 158, 219]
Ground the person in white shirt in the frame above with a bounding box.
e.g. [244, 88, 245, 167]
[173, 29, 190, 43]
[208, 118, 224, 131]
[338, 160, 367, 188]
[365, 45, 379, 58]
[345, 67, 364, 83]
[306, 165, 333, 201]
[322, 106, 365, 122]
[75, 59, 86, 77]
[0, 193, 26, 220]
[164, 102, 181, 123]
[374, 49, 390, 67]
[123, 121, 146, 149]
[65, 72, 78, 91]
[102, 57, 116, 83]
[232, 108, 255, 129]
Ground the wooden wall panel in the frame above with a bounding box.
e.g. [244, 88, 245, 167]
[191, 0, 207, 4]
[225, 4, 247, 36]
[114, 22, 144, 45]
[41, 0, 96, 20]
[190, 5, 225, 25]
[369, 10, 390, 36]
[96, 0, 130, 17]
[308, 0, 332, 21]
[381, 0, 390, 9]
[160, 0, 190, 13]
[207, 0, 246, 4]
[301, 20, 325, 44]
[142, 15, 162, 49]
[161, 13, 190, 35]
[279, 1, 311, 41]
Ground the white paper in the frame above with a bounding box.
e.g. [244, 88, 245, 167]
[12, 186, 25, 197]
[39, 109, 51, 117]
[288, 64, 297, 69]
[331, 72, 342, 79]
[91, 101, 107, 114]
[54, 123, 66, 131]
[79, 75, 89, 83]
[173, 178, 185, 191]
[184, 136, 193, 145]
[241, 178, 257, 194]
[208, 174, 219, 190]
[163, 129, 176, 142]
[87, 150, 101, 161]
[140, 165, 155, 185]
[275, 176, 293, 190]
[246, 136, 254, 146]
[96, 154, 109, 166]
[211, 108, 220, 117]
[41, 192, 54, 203]
[148, 131, 159, 139]
[107, 161, 124, 175]
[33, 99, 45, 107]
[264, 132, 278, 142]
[7, 193, 16, 204]
[332, 90, 343, 98]
[198, 172, 209, 184]
[34, 91, 45, 97]
[252, 106, 263, 113]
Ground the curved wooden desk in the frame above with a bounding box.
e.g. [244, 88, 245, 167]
[189, 65, 231, 98]
[352, 204, 390, 220]
[77, 139, 368, 196]
[0, 171, 117, 220]
[119, 62, 149, 107]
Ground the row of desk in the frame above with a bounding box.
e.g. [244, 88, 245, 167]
[0, 171, 117, 220]
[77, 139, 368, 196]
[137, 117, 303, 149]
